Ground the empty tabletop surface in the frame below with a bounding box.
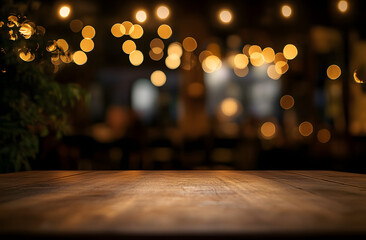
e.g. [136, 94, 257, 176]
[0, 170, 366, 239]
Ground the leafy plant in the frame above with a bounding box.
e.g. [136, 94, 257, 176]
[0, 14, 84, 172]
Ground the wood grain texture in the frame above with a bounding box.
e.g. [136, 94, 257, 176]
[0, 170, 365, 239]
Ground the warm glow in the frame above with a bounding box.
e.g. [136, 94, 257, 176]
[354, 69, 365, 83]
[233, 54, 249, 69]
[317, 129, 331, 143]
[129, 50, 144, 66]
[250, 52, 264, 67]
[242, 44, 251, 56]
[70, 19, 83, 32]
[219, 9, 232, 24]
[327, 64, 341, 80]
[19, 52, 34, 62]
[187, 82, 204, 97]
[157, 24, 172, 39]
[199, 50, 213, 62]
[267, 65, 281, 80]
[122, 40, 136, 54]
[283, 44, 298, 60]
[299, 121, 313, 137]
[275, 61, 289, 74]
[338, 0, 348, 13]
[136, 10, 147, 23]
[111, 23, 124, 37]
[150, 38, 164, 54]
[73, 51, 87, 65]
[130, 24, 144, 39]
[262, 47, 275, 63]
[121, 21, 134, 35]
[261, 122, 276, 140]
[274, 53, 287, 64]
[280, 95, 294, 110]
[221, 98, 239, 117]
[56, 39, 69, 52]
[80, 38, 94, 52]
[234, 67, 249, 77]
[168, 42, 183, 57]
[81, 25, 95, 39]
[182, 37, 197, 52]
[248, 45, 262, 56]
[59, 6, 71, 18]
[202, 55, 222, 73]
[281, 5, 292, 18]
[156, 5, 170, 20]
[165, 55, 181, 69]
[149, 50, 164, 61]
[151, 70, 167, 87]
[207, 43, 221, 58]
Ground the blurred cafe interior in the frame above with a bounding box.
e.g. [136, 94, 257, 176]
[1, 0, 366, 173]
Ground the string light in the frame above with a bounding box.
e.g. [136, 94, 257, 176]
[218, 9, 232, 24]
[337, 0, 349, 13]
[59, 6, 71, 18]
[281, 5, 292, 18]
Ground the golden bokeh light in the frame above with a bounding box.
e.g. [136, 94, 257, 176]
[274, 52, 287, 64]
[73, 50, 87, 65]
[168, 42, 183, 57]
[121, 21, 134, 35]
[122, 40, 136, 54]
[82, 25, 95, 39]
[19, 52, 34, 62]
[338, 0, 348, 13]
[250, 52, 264, 67]
[260, 122, 276, 140]
[60, 52, 73, 63]
[221, 98, 239, 117]
[233, 54, 249, 69]
[280, 95, 295, 110]
[281, 5, 292, 18]
[242, 44, 251, 56]
[262, 47, 275, 63]
[182, 37, 197, 52]
[353, 68, 365, 83]
[111, 23, 125, 37]
[165, 55, 181, 69]
[267, 64, 281, 80]
[327, 64, 341, 80]
[59, 6, 71, 18]
[299, 121, 313, 137]
[283, 44, 298, 60]
[199, 50, 213, 62]
[80, 38, 94, 52]
[151, 38, 164, 54]
[202, 55, 222, 73]
[149, 50, 164, 61]
[157, 24, 172, 39]
[129, 50, 144, 66]
[151, 70, 167, 87]
[156, 5, 170, 20]
[317, 129, 331, 143]
[70, 19, 83, 33]
[130, 24, 144, 39]
[56, 39, 69, 52]
[234, 67, 249, 77]
[248, 45, 262, 56]
[218, 9, 232, 24]
[275, 61, 289, 74]
[136, 10, 147, 23]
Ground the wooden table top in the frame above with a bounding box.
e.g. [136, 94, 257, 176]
[0, 170, 366, 239]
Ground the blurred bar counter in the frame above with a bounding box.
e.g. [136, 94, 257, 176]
[0, 170, 366, 239]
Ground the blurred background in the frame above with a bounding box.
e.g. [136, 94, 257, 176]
[3, 0, 366, 172]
